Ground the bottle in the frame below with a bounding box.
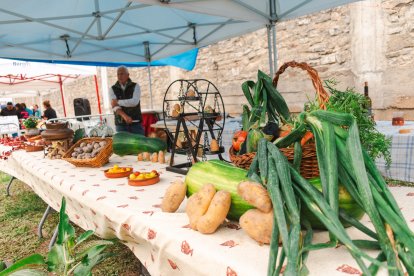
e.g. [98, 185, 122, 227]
[364, 81, 373, 119]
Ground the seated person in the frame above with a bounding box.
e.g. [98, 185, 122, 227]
[1, 102, 18, 117]
[42, 100, 57, 120]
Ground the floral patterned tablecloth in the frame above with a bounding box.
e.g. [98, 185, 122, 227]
[1, 147, 413, 276]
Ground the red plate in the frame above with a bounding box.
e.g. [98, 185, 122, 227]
[104, 167, 133, 178]
[128, 173, 160, 186]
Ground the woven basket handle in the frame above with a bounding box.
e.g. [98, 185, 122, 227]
[272, 61, 329, 110]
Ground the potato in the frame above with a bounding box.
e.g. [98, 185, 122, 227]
[143, 152, 150, 161]
[186, 89, 195, 97]
[151, 152, 158, 163]
[237, 181, 272, 213]
[137, 153, 143, 161]
[148, 132, 158, 138]
[196, 190, 231, 234]
[161, 180, 187, 213]
[185, 184, 216, 230]
[158, 151, 165, 164]
[210, 139, 219, 152]
[240, 209, 274, 244]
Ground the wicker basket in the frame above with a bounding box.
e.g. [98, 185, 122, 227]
[229, 61, 329, 179]
[63, 137, 113, 168]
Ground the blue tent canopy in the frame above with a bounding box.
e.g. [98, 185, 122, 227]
[0, 0, 361, 74]
[2, 48, 199, 71]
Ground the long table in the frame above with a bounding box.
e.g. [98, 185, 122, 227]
[375, 121, 414, 182]
[1, 148, 413, 275]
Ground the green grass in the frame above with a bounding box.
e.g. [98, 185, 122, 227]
[0, 172, 146, 276]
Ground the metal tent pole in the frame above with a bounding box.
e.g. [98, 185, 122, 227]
[147, 65, 153, 110]
[94, 75, 102, 114]
[58, 75, 67, 117]
[267, 25, 274, 77]
[272, 23, 278, 74]
[144, 41, 153, 110]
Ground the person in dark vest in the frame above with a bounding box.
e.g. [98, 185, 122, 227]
[110, 66, 144, 135]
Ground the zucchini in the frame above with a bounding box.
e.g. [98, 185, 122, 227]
[112, 131, 167, 156]
[185, 160, 254, 220]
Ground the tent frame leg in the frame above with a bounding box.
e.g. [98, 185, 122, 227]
[38, 205, 54, 239]
[6, 176, 16, 196]
[49, 225, 59, 250]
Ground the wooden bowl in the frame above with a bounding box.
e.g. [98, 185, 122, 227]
[104, 167, 133, 178]
[128, 173, 160, 186]
[25, 145, 44, 152]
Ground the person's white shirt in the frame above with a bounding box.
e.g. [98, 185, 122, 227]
[109, 82, 141, 112]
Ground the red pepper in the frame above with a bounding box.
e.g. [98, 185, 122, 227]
[232, 130, 248, 151]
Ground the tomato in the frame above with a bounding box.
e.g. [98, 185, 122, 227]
[134, 172, 140, 176]
[232, 130, 248, 151]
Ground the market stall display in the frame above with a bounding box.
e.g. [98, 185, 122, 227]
[1, 134, 414, 275]
[1, 56, 412, 275]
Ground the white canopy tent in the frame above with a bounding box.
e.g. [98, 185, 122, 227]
[0, 58, 97, 116]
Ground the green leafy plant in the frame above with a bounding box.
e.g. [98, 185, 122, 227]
[238, 71, 291, 154]
[241, 70, 291, 131]
[22, 117, 39, 129]
[324, 79, 391, 165]
[0, 197, 114, 276]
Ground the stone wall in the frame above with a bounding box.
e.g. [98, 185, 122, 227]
[22, 0, 414, 121]
[379, 0, 414, 119]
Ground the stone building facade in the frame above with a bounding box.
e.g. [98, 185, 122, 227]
[17, 0, 414, 120]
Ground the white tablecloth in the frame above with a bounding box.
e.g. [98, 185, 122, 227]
[375, 121, 414, 182]
[1, 147, 413, 275]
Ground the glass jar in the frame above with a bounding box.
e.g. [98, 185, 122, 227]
[392, 111, 405, 126]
